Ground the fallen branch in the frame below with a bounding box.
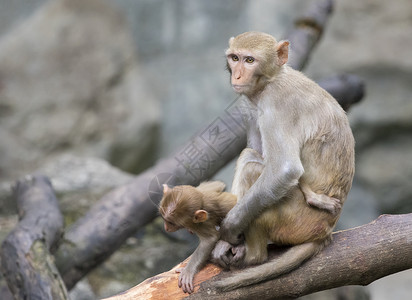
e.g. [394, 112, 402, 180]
[0, 175, 68, 300]
[54, 0, 366, 289]
[104, 214, 412, 300]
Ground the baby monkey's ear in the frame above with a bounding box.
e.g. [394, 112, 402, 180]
[163, 184, 170, 195]
[193, 210, 208, 223]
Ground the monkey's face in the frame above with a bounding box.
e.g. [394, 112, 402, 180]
[226, 52, 263, 96]
[225, 32, 290, 97]
[163, 219, 181, 232]
[159, 185, 204, 233]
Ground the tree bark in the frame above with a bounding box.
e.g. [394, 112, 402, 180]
[288, 0, 333, 70]
[54, 0, 366, 289]
[0, 175, 68, 300]
[103, 214, 412, 300]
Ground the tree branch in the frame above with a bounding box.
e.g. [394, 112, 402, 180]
[288, 0, 332, 70]
[103, 214, 412, 300]
[0, 175, 68, 300]
[54, 0, 366, 289]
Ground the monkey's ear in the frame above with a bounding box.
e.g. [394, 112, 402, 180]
[276, 40, 289, 66]
[163, 184, 170, 194]
[193, 210, 208, 223]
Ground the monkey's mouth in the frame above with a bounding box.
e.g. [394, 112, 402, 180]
[232, 85, 248, 92]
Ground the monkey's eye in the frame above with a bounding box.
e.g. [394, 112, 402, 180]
[231, 55, 239, 62]
[245, 57, 255, 63]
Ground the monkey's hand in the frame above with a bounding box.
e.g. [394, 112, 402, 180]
[211, 240, 246, 269]
[176, 267, 195, 294]
[219, 213, 244, 245]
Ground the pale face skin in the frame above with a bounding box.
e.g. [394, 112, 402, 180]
[227, 52, 259, 93]
[226, 52, 261, 95]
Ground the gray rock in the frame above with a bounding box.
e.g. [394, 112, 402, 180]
[38, 154, 133, 221]
[300, 286, 370, 300]
[344, 67, 412, 214]
[0, 0, 160, 181]
[356, 134, 412, 214]
[40, 154, 132, 193]
[0, 154, 133, 217]
[337, 180, 380, 230]
[369, 269, 412, 300]
[69, 279, 96, 300]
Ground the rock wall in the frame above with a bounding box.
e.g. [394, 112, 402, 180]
[0, 0, 160, 180]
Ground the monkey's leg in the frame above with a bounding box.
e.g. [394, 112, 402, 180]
[300, 182, 341, 215]
[211, 240, 232, 268]
[241, 221, 268, 266]
[179, 235, 219, 293]
[212, 148, 264, 268]
[221, 220, 268, 268]
[231, 148, 264, 198]
[212, 241, 323, 292]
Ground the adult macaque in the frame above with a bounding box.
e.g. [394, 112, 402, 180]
[211, 31, 355, 290]
[159, 181, 237, 293]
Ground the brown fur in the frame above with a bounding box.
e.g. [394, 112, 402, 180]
[211, 31, 355, 291]
[159, 181, 236, 293]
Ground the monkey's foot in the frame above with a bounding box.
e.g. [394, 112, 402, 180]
[229, 244, 246, 268]
[211, 241, 246, 269]
[307, 195, 341, 215]
[211, 240, 233, 268]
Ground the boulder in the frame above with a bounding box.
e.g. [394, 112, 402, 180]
[0, 0, 160, 181]
[0, 154, 133, 217]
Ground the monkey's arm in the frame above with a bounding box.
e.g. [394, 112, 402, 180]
[221, 117, 303, 244]
[178, 235, 219, 293]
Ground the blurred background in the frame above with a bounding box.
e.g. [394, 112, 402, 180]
[0, 0, 411, 299]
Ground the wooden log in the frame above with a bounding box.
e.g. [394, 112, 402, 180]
[104, 214, 412, 300]
[0, 175, 68, 300]
[102, 258, 221, 300]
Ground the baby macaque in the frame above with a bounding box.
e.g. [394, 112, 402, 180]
[159, 181, 236, 293]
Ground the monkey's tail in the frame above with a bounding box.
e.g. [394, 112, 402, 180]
[212, 241, 323, 292]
